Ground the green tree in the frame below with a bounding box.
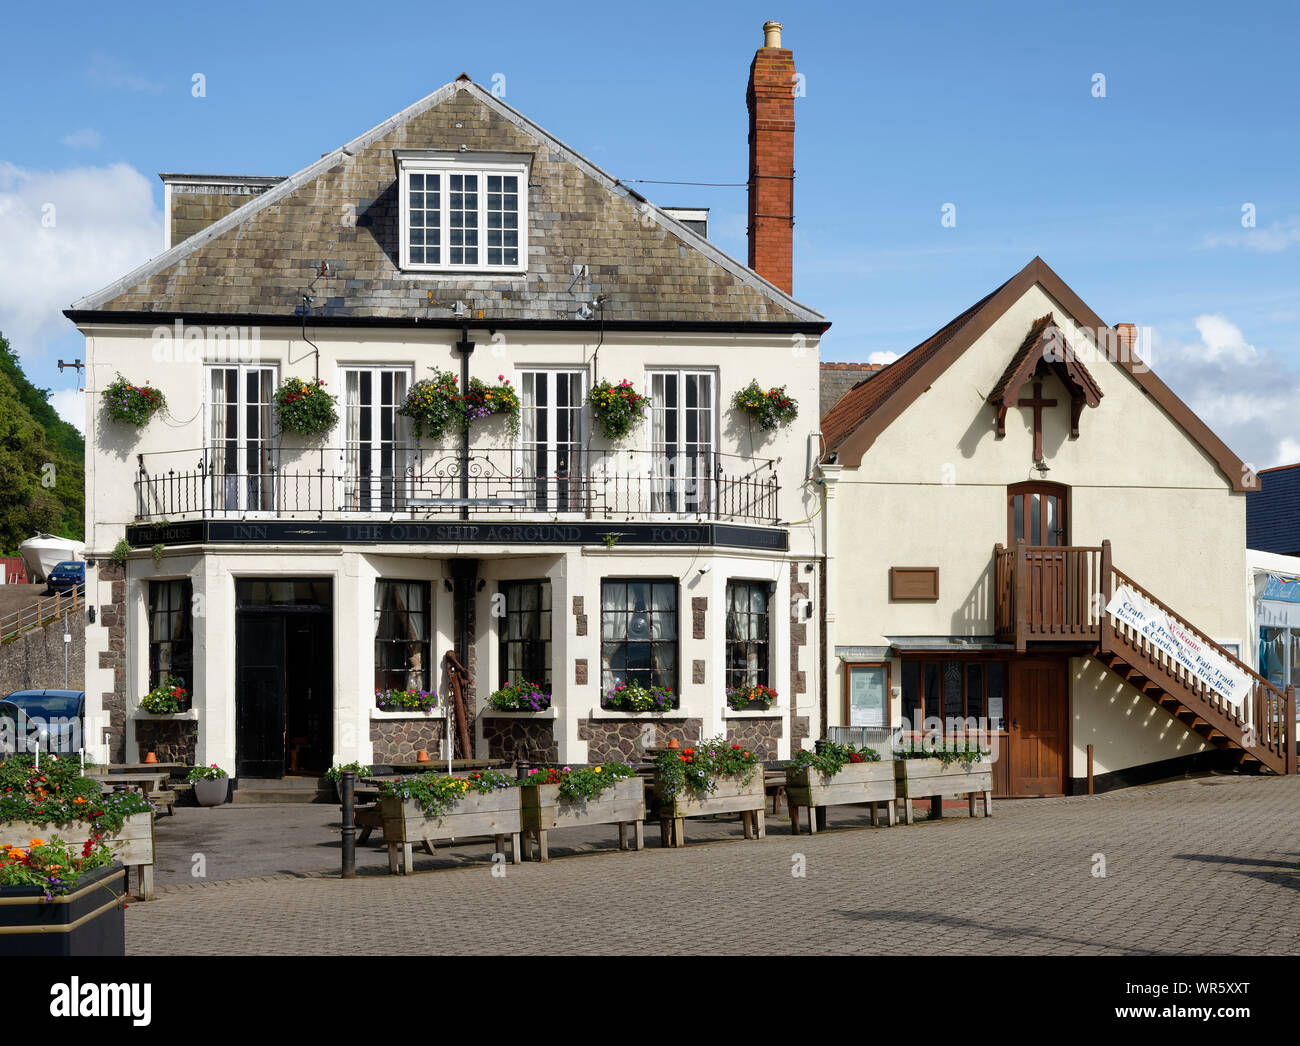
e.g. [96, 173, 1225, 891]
[0, 333, 84, 554]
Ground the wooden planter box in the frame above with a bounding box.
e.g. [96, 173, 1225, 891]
[894, 758, 993, 824]
[519, 776, 645, 861]
[0, 812, 156, 900]
[652, 764, 766, 847]
[379, 790, 522, 875]
[785, 759, 898, 834]
[0, 863, 126, 956]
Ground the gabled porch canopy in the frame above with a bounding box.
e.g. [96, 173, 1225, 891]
[988, 313, 1103, 441]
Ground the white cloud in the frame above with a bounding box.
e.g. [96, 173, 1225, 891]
[1202, 215, 1300, 253]
[48, 388, 84, 433]
[87, 52, 164, 94]
[0, 161, 162, 358]
[1148, 315, 1300, 470]
[60, 129, 105, 150]
[867, 351, 900, 365]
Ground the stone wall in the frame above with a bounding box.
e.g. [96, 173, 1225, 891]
[370, 718, 446, 764]
[482, 717, 558, 762]
[96, 562, 127, 763]
[578, 717, 702, 764]
[135, 719, 198, 764]
[725, 717, 783, 761]
[0, 602, 84, 695]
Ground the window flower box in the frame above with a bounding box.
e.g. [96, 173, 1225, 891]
[519, 773, 645, 860]
[894, 754, 993, 823]
[378, 773, 522, 874]
[785, 759, 897, 834]
[0, 862, 125, 956]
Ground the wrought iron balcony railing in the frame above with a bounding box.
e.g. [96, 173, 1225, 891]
[133, 446, 781, 525]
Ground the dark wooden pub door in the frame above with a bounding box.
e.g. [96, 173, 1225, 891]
[1002, 660, 1068, 796]
[235, 580, 333, 778]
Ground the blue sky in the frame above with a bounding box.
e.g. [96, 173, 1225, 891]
[2, 0, 1297, 464]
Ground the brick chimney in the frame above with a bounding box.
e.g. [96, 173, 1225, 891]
[1115, 322, 1137, 361]
[747, 20, 795, 295]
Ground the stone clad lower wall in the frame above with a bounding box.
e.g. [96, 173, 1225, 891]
[483, 718, 558, 762]
[578, 718, 703, 763]
[725, 718, 782, 761]
[134, 720, 198, 764]
[370, 719, 446, 764]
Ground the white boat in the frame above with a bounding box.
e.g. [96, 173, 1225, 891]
[18, 534, 85, 582]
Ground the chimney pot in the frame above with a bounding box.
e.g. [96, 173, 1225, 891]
[763, 20, 783, 48]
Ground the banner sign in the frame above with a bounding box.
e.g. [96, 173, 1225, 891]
[1105, 585, 1251, 706]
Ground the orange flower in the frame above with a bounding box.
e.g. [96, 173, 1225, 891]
[28, 838, 44, 848]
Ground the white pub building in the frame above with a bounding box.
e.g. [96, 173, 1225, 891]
[68, 27, 828, 784]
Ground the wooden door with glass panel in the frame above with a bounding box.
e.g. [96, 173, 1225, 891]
[1008, 482, 1068, 546]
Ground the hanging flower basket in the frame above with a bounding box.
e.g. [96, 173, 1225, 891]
[274, 377, 338, 438]
[462, 375, 521, 436]
[103, 374, 165, 427]
[398, 369, 461, 441]
[731, 380, 798, 430]
[587, 379, 650, 442]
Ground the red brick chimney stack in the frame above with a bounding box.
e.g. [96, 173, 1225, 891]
[747, 20, 795, 295]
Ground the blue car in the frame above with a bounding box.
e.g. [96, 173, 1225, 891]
[45, 561, 85, 596]
[0, 690, 86, 755]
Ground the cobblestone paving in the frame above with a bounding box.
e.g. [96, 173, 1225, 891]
[127, 774, 1300, 955]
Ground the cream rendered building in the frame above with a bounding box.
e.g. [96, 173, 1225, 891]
[819, 258, 1295, 794]
[67, 33, 829, 786]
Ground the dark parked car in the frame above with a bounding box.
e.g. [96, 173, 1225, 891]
[45, 561, 85, 596]
[0, 690, 86, 755]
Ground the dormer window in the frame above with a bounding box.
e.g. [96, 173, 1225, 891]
[395, 151, 529, 273]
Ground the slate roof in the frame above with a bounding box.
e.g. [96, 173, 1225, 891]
[819, 362, 886, 416]
[1248, 463, 1300, 556]
[69, 78, 824, 329]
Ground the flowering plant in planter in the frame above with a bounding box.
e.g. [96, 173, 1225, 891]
[602, 680, 676, 712]
[790, 741, 879, 778]
[324, 761, 371, 783]
[378, 768, 517, 820]
[488, 679, 551, 712]
[731, 380, 798, 431]
[520, 762, 634, 804]
[375, 688, 437, 712]
[725, 683, 777, 711]
[587, 379, 650, 442]
[895, 740, 990, 765]
[462, 375, 521, 436]
[274, 377, 339, 438]
[398, 369, 461, 441]
[654, 736, 759, 800]
[139, 675, 187, 715]
[103, 374, 166, 427]
[0, 836, 115, 900]
[186, 764, 228, 783]
[0, 755, 151, 836]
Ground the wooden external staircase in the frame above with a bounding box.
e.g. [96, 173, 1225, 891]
[995, 540, 1296, 776]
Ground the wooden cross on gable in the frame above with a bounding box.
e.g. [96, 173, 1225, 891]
[988, 313, 1103, 462]
[1017, 379, 1056, 461]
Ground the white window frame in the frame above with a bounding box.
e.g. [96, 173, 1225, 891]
[519, 368, 587, 515]
[647, 368, 717, 516]
[204, 363, 278, 514]
[341, 364, 414, 512]
[397, 152, 529, 274]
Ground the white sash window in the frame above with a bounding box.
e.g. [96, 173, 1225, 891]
[343, 367, 412, 511]
[207, 365, 276, 512]
[521, 370, 585, 513]
[649, 370, 715, 515]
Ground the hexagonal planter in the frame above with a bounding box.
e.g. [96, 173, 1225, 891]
[379, 789, 522, 874]
[519, 776, 646, 860]
[894, 757, 993, 824]
[652, 764, 766, 847]
[0, 863, 125, 956]
[785, 759, 897, 834]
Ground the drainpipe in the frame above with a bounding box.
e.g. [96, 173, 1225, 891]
[455, 325, 475, 522]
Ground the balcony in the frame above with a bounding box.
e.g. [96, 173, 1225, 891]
[993, 541, 1109, 650]
[133, 446, 781, 526]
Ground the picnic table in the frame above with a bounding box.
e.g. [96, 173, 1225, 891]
[86, 769, 178, 816]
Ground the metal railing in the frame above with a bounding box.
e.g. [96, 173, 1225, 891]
[134, 445, 781, 525]
[0, 587, 82, 645]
